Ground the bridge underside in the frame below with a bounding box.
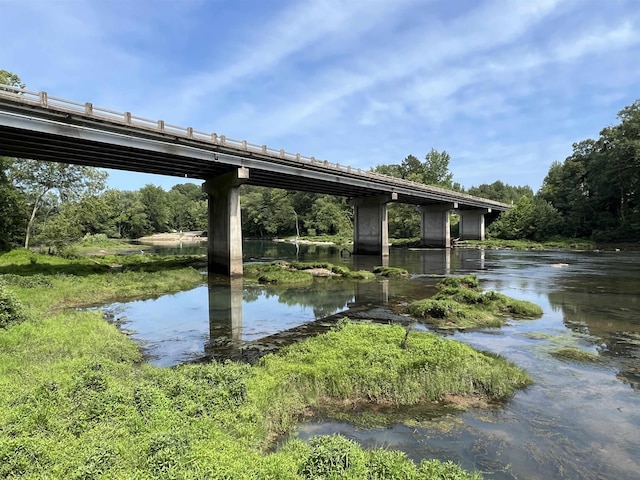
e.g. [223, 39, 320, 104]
[0, 101, 508, 277]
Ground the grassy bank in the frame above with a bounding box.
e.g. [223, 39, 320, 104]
[408, 275, 543, 329]
[0, 251, 534, 478]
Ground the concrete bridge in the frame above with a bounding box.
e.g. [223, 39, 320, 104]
[0, 86, 509, 275]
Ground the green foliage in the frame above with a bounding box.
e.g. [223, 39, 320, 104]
[0, 253, 509, 478]
[0, 283, 28, 328]
[550, 347, 601, 363]
[246, 261, 375, 284]
[373, 266, 409, 277]
[466, 181, 533, 205]
[241, 187, 353, 239]
[538, 99, 640, 242]
[9, 159, 108, 248]
[408, 276, 542, 329]
[373, 149, 454, 188]
[388, 203, 421, 239]
[260, 321, 531, 405]
[0, 157, 27, 252]
[246, 263, 315, 284]
[437, 275, 479, 290]
[0, 69, 24, 89]
[300, 435, 367, 479]
[488, 195, 562, 241]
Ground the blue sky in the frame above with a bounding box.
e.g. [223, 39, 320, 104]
[1, 0, 638, 193]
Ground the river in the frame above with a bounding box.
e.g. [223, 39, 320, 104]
[105, 241, 640, 479]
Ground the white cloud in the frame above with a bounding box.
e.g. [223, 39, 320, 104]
[1, 0, 638, 191]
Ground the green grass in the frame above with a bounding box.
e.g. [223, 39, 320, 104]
[373, 266, 410, 277]
[461, 237, 597, 251]
[408, 275, 543, 329]
[246, 261, 375, 284]
[0, 251, 524, 478]
[258, 320, 532, 408]
[549, 347, 601, 363]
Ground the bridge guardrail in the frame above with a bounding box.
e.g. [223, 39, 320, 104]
[0, 85, 509, 209]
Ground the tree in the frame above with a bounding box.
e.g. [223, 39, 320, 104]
[0, 71, 27, 251]
[0, 157, 27, 251]
[306, 195, 352, 236]
[422, 149, 454, 187]
[467, 181, 534, 204]
[138, 184, 170, 234]
[488, 195, 562, 241]
[0, 69, 24, 90]
[537, 99, 640, 241]
[374, 149, 454, 188]
[373, 149, 455, 239]
[9, 160, 107, 248]
[167, 183, 207, 232]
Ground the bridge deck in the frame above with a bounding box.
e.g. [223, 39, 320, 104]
[0, 86, 509, 211]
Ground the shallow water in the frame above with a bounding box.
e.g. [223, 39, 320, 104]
[106, 242, 640, 479]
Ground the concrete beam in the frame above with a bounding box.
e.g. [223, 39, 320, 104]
[418, 202, 457, 248]
[203, 168, 249, 276]
[349, 193, 397, 256]
[458, 208, 490, 241]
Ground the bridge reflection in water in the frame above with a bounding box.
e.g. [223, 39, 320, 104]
[105, 248, 485, 366]
[201, 248, 483, 363]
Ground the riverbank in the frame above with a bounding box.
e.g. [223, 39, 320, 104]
[0, 250, 535, 478]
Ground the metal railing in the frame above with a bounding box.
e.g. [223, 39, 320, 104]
[0, 84, 508, 208]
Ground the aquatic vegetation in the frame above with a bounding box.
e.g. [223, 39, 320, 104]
[245, 262, 315, 284]
[550, 347, 601, 363]
[259, 319, 532, 408]
[460, 238, 597, 251]
[246, 261, 375, 284]
[408, 275, 543, 329]
[373, 266, 410, 277]
[0, 252, 502, 478]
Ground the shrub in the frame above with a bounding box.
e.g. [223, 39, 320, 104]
[0, 283, 28, 329]
[300, 435, 367, 479]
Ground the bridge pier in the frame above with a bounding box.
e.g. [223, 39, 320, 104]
[418, 202, 457, 248]
[203, 168, 249, 276]
[458, 208, 490, 241]
[349, 193, 397, 256]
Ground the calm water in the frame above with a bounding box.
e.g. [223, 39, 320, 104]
[106, 241, 640, 479]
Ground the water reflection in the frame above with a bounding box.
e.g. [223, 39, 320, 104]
[201, 275, 360, 362]
[106, 244, 640, 479]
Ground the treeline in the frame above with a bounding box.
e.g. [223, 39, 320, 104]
[2, 68, 639, 249]
[0, 153, 511, 251]
[490, 99, 640, 242]
[0, 164, 209, 250]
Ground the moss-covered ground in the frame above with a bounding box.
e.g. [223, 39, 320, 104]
[0, 250, 534, 478]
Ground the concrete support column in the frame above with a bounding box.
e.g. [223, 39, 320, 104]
[458, 208, 490, 241]
[349, 193, 397, 256]
[203, 167, 249, 276]
[418, 202, 457, 248]
[207, 277, 243, 356]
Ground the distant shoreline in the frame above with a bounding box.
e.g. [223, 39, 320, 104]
[137, 231, 206, 243]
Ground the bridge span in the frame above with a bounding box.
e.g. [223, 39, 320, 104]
[0, 86, 509, 275]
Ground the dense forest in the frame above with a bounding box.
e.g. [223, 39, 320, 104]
[1, 69, 639, 250]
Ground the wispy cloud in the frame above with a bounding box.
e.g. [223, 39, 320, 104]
[0, 0, 638, 191]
